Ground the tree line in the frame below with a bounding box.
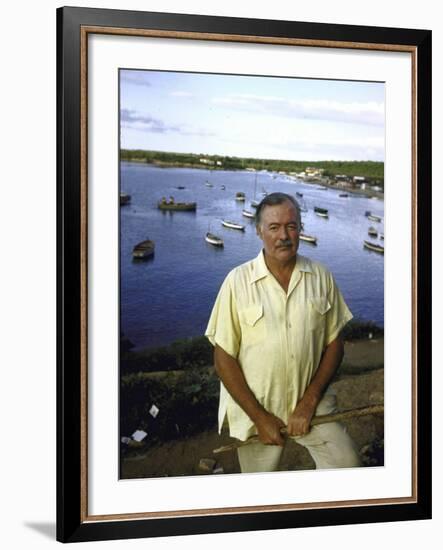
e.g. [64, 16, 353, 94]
[120, 149, 384, 181]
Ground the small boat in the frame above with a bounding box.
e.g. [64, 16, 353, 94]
[120, 192, 131, 205]
[339, 193, 349, 198]
[235, 192, 246, 202]
[242, 209, 255, 219]
[250, 200, 260, 209]
[299, 233, 317, 244]
[175, 186, 186, 190]
[296, 191, 303, 198]
[314, 206, 329, 218]
[220, 185, 226, 190]
[364, 240, 384, 254]
[132, 239, 155, 260]
[368, 214, 382, 223]
[317, 185, 328, 190]
[205, 232, 224, 247]
[158, 199, 197, 211]
[368, 226, 378, 237]
[222, 219, 245, 231]
[380, 234, 385, 240]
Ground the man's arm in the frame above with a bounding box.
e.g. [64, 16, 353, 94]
[287, 336, 344, 436]
[214, 345, 285, 445]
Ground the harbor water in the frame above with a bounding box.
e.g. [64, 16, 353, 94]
[120, 162, 384, 350]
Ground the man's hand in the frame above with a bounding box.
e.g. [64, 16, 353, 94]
[287, 398, 317, 437]
[254, 411, 286, 446]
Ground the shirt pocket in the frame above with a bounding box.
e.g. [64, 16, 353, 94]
[239, 304, 265, 343]
[309, 296, 331, 331]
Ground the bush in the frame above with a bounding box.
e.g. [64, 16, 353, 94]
[120, 368, 219, 447]
[121, 336, 213, 374]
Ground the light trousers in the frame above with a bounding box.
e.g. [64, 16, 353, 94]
[237, 392, 361, 473]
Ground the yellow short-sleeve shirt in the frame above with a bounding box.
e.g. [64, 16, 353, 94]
[205, 250, 353, 441]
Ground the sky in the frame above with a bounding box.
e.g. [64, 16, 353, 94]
[120, 69, 385, 162]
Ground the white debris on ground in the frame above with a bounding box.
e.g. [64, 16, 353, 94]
[149, 404, 160, 418]
[132, 430, 148, 442]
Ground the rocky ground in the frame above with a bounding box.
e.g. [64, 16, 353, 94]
[121, 338, 384, 479]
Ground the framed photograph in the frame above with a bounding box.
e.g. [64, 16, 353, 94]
[57, 6, 431, 543]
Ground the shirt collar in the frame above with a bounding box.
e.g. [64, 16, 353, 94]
[250, 250, 312, 284]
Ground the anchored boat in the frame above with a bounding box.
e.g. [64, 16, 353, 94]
[314, 206, 329, 218]
[205, 232, 224, 247]
[221, 219, 245, 231]
[235, 192, 246, 202]
[120, 192, 131, 205]
[299, 233, 317, 244]
[132, 239, 155, 260]
[158, 198, 197, 211]
[368, 226, 378, 237]
[242, 209, 255, 219]
[363, 240, 384, 254]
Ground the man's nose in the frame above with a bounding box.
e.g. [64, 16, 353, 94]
[279, 226, 289, 239]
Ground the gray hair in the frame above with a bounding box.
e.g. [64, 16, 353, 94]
[255, 192, 301, 230]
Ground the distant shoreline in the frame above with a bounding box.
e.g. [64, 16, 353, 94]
[121, 159, 384, 200]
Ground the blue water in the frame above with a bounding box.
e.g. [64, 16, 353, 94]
[120, 162, 384, 350]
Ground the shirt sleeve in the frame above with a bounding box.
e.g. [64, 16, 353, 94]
[205, 273, 241, 359]
[324, 273, 353, 346]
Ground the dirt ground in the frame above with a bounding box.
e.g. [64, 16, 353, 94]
[121, 338, 384, 479]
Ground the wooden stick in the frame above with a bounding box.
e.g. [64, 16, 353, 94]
[213, 404, 384, 454]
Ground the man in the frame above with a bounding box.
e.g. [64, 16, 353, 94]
[205, 192, 360, 473]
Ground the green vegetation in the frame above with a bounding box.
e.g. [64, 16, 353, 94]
[121, 336, 213, 375]
[121, 368, 219, 447]
[120, 149, 384, 182]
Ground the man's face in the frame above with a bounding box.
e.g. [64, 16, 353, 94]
[257, 200, 300, 264]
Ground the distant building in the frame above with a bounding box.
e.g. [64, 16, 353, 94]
[200, 158, 215, 165]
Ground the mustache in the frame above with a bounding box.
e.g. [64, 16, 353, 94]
[277, 240, 294, 248]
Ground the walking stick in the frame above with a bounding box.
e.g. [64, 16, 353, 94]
[213, 404, 384, 454]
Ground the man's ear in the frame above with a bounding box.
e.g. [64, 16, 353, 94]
[256, 224, 263, 239]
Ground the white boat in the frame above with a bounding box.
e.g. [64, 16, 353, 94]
[242, 209, 255, 219]
[235, 192, 246, 202]
[221, 219, 245, 231]
[205, 232, 224, 247]
[299, 233, 317, 244]
[364, 240, 384, 254]
[368, 226, 378, 237]
[368, 214, 382, 222]
[205, 181, 214, 188]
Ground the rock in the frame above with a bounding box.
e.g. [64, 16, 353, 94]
[198, 458, 216, 472]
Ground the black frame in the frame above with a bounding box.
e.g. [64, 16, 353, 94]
[57, 6, 432, 543]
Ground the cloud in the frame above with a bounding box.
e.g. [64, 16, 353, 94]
[212, 94, 384, 127]
[120, 71, 152, 88]
[121, 108, 214, 137]
[170, 91, 195, 98]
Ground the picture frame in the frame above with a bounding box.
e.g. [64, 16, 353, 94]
[56, 6, 432, 543]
